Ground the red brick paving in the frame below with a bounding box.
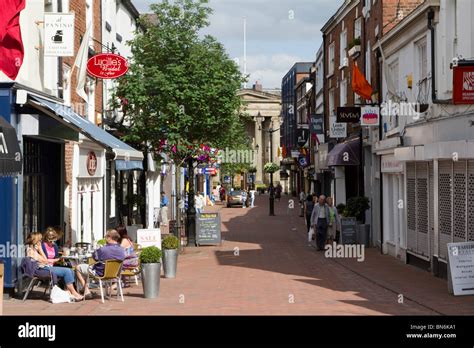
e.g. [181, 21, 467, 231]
[3, 195, 474, 315]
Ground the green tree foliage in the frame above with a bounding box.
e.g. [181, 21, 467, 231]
[112, 0, 248, 162]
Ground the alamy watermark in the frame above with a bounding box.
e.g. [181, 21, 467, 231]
[217, 147, 256, 164]
[0, 242, 25, 258]
[380, 101, 428, 120]
[324, 242, 365, 262]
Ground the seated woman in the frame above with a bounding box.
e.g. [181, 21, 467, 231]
[41, 227, 60, 266]
[25, 232, 83, 301]
[117, 225, 138, 269]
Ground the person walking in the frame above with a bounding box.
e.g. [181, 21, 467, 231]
[310, 195, 331, 251]
[159, 191, 169, 226]
[241, 189, 248, 208]
[249, 188, 256, 208]
[326, 197, 340, 245]
[275, 184, 282, 201]
[195, 192, 204, 214]
[304, 194, 315, 243]
[299, 191, 306, 217]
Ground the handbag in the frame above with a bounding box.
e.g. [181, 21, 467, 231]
[308, 227, 315, 242]
[50, 285, 72, 304]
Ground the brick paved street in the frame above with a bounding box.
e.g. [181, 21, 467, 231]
[4, 195, 474, 316]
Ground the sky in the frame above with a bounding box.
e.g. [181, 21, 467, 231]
[132, 0, 343, 89]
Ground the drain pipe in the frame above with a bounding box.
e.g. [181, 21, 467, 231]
[427, 8, 451, 104]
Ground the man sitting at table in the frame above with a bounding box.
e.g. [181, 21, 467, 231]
[75, 229, 125, 298]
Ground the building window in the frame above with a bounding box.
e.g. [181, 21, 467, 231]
[340, 79, 347, 106]
[329, 89, 335, 116]
[355, 17, 362, 39]
[62, 64, 71, 106]
[340, 30, 347, 67]
[328, 42, 335, 76]
[86, 0, 94, 45]
[365, 41, 372, 84]
[416, 37, 428, 100]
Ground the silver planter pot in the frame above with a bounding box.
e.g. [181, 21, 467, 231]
[162, 249, 178, 278]
[141, 263, 161, 298]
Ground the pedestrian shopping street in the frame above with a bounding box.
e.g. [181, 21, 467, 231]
[5, 195, 474, 316]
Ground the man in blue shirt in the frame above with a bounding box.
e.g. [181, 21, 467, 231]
[75, 229, 125, 298]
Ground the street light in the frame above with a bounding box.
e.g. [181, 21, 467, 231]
[266, 115, 283, 216]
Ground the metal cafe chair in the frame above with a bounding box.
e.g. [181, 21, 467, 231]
[87, 260, 124, 303]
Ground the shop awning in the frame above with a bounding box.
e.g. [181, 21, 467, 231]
[327, 137, 360, 166]
[0, 116, 22, 176]
[29, 95, 144, 168]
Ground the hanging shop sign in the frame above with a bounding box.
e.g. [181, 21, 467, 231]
[337, 107, 361, 123]
[297, 128, 310, 147]
[44, 13, 75, 57]
[453, 65, 474, 104]
[87, 53, 129, 79]
[360, 106, 380, 126]
[329, 116, 347, 138]
[204, 167, 217, 176]
[291, 150, 300, 158]
[298, 155, 308, 168]
[310, 114, 324, 134]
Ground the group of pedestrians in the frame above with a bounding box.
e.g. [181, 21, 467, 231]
[303, 193, 341, 251]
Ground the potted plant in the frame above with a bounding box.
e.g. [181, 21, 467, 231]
[162, 235, 179, 278]
[344, 197, 370, 247]
[348, 37, 362, 57]
[139, 246, 162, 299]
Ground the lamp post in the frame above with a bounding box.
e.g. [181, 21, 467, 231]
[186, 157, 197, 246]
[265, 116, 283, 216]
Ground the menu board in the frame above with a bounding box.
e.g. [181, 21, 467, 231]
[340, 217, 357, 244]
[196, 213, 221, 246]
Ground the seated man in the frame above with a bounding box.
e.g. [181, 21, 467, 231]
[75, 229, 125, 298]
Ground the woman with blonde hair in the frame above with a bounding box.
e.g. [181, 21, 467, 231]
[326, 197, 340, 244]
[25, 232, 83, 301]
[41, 227, 60, 266]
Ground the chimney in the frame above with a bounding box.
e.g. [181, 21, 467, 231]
[253, 80, 262, 91]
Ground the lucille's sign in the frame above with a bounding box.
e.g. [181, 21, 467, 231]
[87, 53, 129, 79]
[87, 151, 97, 176]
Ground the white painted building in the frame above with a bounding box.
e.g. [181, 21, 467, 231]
[375, 0, 474, 277]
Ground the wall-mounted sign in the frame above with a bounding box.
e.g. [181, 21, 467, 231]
[291, 150, 300, 158]
[329, 116, 347, 138]
[87, 53, 129, 79]
[87, 151, 97, 176]
[381, 155, 403, 173]
[310, 114, 324, 134]
[44, 13, 75, 57]
[453, 66, 474, 104]
[223, 176, 231, 184]
[337, 107, 361, 123]
[204, 167, 216, 175]
[298, 156, 308, 168]
[360, 106, 380, 126]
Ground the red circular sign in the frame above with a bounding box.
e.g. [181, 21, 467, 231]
[87, 53, 129, 79]
[87, 151, 97, 176]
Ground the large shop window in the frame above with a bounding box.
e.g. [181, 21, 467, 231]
[438, 160, 474, 261]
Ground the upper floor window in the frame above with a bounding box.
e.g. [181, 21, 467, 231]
[354, 17, 362, 39]
[328, 42, 335, 75]
[340, 30, 347, 67]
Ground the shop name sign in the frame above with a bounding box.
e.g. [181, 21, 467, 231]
[329, 116, 347, 139]
[44, 13, 75, 57]
[87, 54, 129, 79]
[310, 114, 324, 134]
[360, 106, 380, 126]
[87, 151, 97, 176]
[453, 65, 474, 104]
[337, 107, 360, 123]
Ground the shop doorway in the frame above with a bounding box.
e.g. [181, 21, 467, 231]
[23, 137, 63, 239]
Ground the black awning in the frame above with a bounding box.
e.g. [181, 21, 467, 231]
[0, 116, 22, 176]
[327, 137, 360, 166]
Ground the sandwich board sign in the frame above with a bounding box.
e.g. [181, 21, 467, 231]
[447, 242, 474, 296]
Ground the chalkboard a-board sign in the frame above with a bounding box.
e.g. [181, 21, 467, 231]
[196, 213, 221, 246]
[340, 217, 357, 244]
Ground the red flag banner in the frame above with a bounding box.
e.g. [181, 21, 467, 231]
[0, 0, 26, 80]
[352, 62, 373, 101]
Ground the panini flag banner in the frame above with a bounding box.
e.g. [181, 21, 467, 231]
[0, 0, 26, 80]
[352, 62, 373, 101]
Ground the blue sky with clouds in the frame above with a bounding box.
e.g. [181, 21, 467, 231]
[132, 0, 342, 88]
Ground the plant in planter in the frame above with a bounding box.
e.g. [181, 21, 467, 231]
[348, 37, 362, 57]
[162, 235, 179, 278]
[264, 162, 279, 174]
[139, 246, 163, 299]
[343, 196, 370, 222]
